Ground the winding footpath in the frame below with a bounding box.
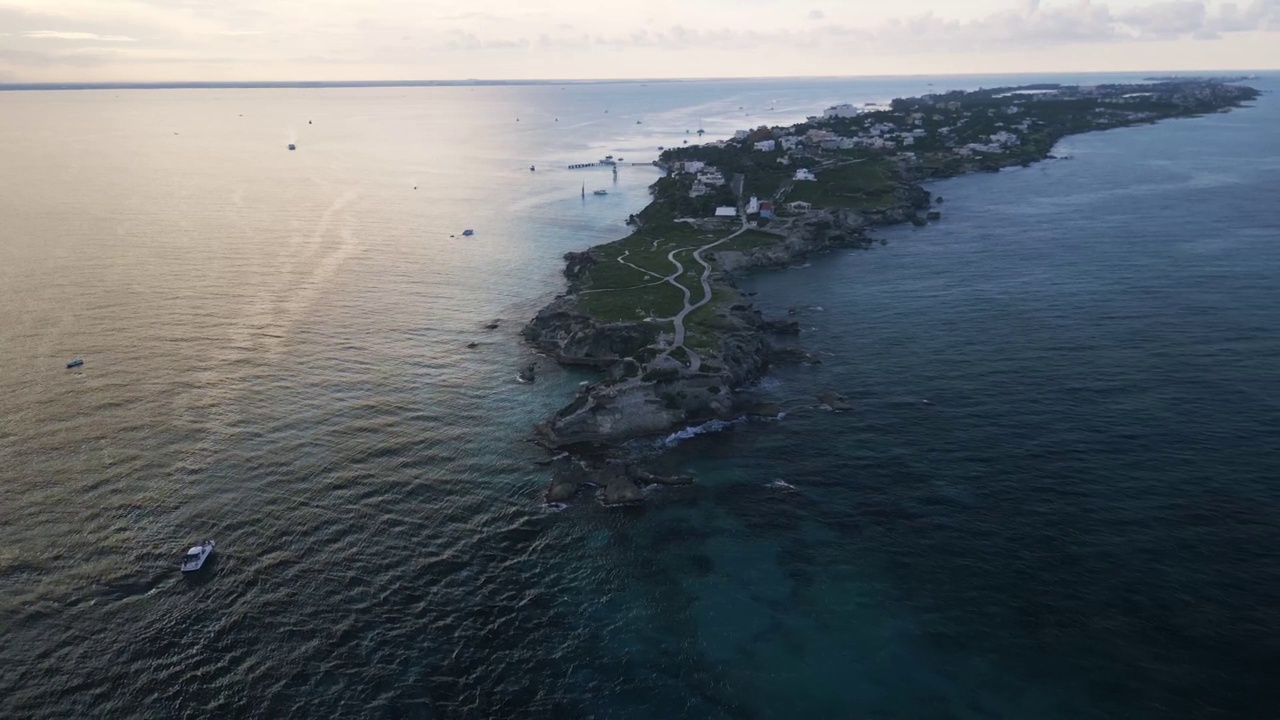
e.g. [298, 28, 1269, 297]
[594, 213, 749, 372]
[660, 212, 749, 372]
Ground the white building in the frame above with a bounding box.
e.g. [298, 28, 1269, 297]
[788, 201, 812, 212]
[746, 196, 760, 214]
[779, 136, 802, 151]
[681, 160, 706, 174]
[823, 103, 859, 119]
[699, 170, 726, 186]
[989, 131, 1020, 147]
[734, 130, 751, 140]
[754, 139, 777, 152]
[714, 206, 737, 217]
[794, 169, 817, 182]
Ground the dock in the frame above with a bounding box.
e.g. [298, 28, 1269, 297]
[567, 161, 659, 169]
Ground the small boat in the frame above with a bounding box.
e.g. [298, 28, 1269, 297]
[461, 229, 475, 236]
[530, 165, 535, 171]
[287, 143, 296, 150]
[66, 358, 84, 368]
[180, 540, 215, 573]
[593, 189, 608, 196]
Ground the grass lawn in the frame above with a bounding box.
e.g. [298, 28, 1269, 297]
[683, 286, 741, 355]
[576, 221, 729, 322]
[578, 283, 685, 322]
[787, 158, 899, 210]
[714, 229, 786, 253]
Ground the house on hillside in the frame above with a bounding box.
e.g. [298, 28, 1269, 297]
[754, 139, 776, 152]
[759, 201, 775, 219]
[714, 206, 737, 217]
[794, 168, 817, 182]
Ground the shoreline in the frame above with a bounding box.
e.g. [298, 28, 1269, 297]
[523, 77, 1261, 504]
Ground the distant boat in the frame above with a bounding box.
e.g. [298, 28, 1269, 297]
[461, 229, 475, 236]
[593, 189, 608, 196]
[66, 358, 83, 368]
[287, 143, 296, 150]
[581, 183, 585, 198]
[180, 540, 215, 573]
[530, 165, 535, 171]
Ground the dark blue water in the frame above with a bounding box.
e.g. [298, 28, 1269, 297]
[664, 78, 1280, 718]
[2, 74, 1277, 719]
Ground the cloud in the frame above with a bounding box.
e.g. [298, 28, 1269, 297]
[22, 30, 138, 42]
[2, 0, 1278, 81]
[543, 0, 1280, 52]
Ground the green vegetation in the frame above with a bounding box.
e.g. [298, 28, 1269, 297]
[562, 79, 1260, 362]
[714, 229, 786, 253]
[787, 159, 898, 210]
[577, 283, 684, 322]
[684, 286, 740, 355]
[574, 221, 727, 322]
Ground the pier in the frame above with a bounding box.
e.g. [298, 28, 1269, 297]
[567, 161, 659, 169]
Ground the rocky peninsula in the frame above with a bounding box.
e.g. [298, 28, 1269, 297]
[523, 78, 1260, 504]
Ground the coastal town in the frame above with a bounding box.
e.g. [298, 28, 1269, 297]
[646, 78, 1261, 225]
[524, 78, 1260, 505]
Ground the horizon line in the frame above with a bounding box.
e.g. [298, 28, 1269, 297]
[0, 68, 1272, 92]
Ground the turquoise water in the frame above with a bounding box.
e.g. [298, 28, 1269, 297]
[1, 74, 1277, 718]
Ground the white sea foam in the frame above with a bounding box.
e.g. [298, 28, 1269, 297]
[661, 417, 745, 446]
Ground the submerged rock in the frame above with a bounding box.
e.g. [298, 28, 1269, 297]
[602, 474, 644, 506]
[817, 393, 852, 412]
[761, 318, 801, 335]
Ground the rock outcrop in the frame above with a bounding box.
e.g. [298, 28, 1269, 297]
[525, 175, 930, 500]
[544, 457, 696, 505]
[711, 209, 872, 272]
[522, 297, 656, 368]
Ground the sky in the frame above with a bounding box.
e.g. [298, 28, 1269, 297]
[0, 0, 1276, 82]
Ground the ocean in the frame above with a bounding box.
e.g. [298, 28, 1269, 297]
[1, 73, 1277, 719]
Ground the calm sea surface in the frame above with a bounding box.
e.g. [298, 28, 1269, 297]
[2, 74, 1277, 719]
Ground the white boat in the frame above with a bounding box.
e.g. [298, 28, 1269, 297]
[180, 540, 215, 573]
[461, 229, 475, 236]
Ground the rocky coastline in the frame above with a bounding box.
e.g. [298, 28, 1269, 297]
[521, 78, 1259, 505]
